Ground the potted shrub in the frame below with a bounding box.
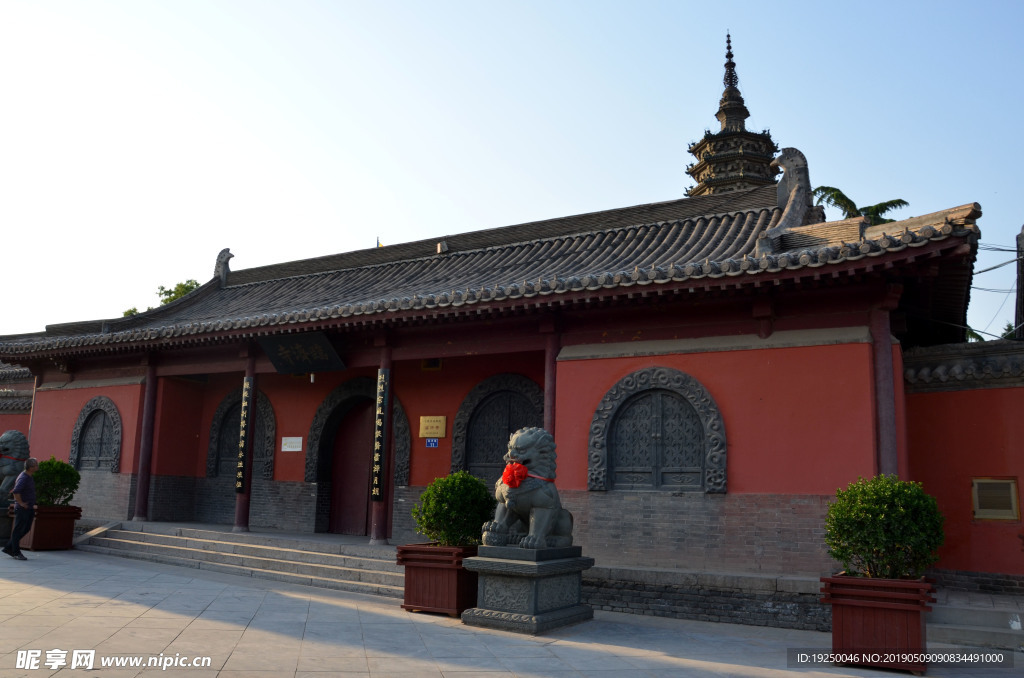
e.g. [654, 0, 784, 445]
[396, 471, 496, 616]
[820, 474, 944, 674]
[11, 457, 83, 551]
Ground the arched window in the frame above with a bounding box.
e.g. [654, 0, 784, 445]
[207, 388, 276, 480]
[588, 367, 726, 493]
[70, 396, 123, 472]
[610, 389, 705, 490]
[450, 374, 544, 481]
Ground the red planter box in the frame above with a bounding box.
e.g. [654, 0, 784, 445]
[396, 543, 478, 616]
[821, 575, 935, 674]
[8, 505, 83, 551]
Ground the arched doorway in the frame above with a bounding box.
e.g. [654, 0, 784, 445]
[306, 377, 412, 534]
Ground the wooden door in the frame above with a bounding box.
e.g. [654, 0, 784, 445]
[329, 400, 375, 535]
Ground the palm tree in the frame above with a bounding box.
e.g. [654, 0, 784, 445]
[812, 186, 909, 226]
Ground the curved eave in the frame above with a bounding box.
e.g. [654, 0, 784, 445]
[0, 230, 977, 362]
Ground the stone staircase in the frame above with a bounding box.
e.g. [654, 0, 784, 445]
[927, 592, 1024, 652]
[75, 522, 403, 599]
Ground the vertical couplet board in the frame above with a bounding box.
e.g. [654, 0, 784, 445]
[371, 368, 390, 501]
[235, 377, 253, 494]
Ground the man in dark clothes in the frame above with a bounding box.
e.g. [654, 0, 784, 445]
[4, 457, 38, 560]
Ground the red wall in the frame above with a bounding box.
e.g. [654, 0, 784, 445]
[152, 378, 207, 476]
[398, 354, 544, 486]
[554, 342, 878, 493]
[29, 384, 145, 470]
[0, 413, 30, 436]
[260, 369, 378, 482]
[169, 354, 544, 485]
[907, 387, 1024, 575]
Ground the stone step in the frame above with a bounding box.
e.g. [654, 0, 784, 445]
[927, 604, 1022, 630]
[76, 543, 403, 598]
[926, 604, 1024, 651]
[102, 530, 403, 573]
[88, 536, 403, 588]
[120, 522, 395, 560]
[928, 623, 1024, 652]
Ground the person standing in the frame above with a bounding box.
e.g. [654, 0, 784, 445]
[4, 458, 38, 561]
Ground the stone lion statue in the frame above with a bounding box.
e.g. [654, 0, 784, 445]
[481, 427, 573, 549]
[0, 430, 30, 501]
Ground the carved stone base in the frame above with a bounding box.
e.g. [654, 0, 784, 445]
[460, 547, 595, 635]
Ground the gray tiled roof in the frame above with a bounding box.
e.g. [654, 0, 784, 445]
[0, 362, 32, 383]
[0, 187, 980, 357]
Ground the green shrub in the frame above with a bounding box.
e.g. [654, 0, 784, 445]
[412, 471, 496, 547]
[825, 474, 944, 579]
[34, 457, 81, 507]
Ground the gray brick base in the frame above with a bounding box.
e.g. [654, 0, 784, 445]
[77, 470, 137, 521]
[250, 479, 317, 532]
[930, 568, 1024, 596]
[392, 485, 834, 631]
[148, 475, 197, 521]
[582, 567, 829, 631]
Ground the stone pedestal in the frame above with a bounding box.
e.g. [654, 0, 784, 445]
[460, 545, 594, 634]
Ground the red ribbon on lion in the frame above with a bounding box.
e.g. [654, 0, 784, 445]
[501, 462, 553, 488]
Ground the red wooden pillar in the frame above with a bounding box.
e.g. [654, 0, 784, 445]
[233, 353, 257, 532]
[132, 361, 158, 521]
[544, 332, 559, 435]
[870, 286, 902, 477]
[369, 345, 393, 544]
[540, 316, 560, 436]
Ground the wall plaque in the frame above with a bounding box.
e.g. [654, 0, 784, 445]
[419, 415, 447, 438]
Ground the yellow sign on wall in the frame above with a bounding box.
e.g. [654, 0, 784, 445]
[419, 416, 447, 438]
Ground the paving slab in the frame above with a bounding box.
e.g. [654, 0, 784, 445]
[0, 548, 1018, 677]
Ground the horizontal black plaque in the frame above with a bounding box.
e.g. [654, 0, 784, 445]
[257, 332, 345, 374]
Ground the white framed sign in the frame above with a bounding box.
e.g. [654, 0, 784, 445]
[281, 437, 303, 452]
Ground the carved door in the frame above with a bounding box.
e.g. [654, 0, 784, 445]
[466, 391, 540, 481]
[329, 400, 375, 535]
[79, 411, 113, 469]
[216, 401, 243, 476]
[609, 389, 704, 490]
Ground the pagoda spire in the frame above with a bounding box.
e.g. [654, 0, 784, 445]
[685, 33, 778, 197]
[723, 32, 739, 89]
[716, 32, 750, 133]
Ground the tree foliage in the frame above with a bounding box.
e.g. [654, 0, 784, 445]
[123, 279, 201, 317]
[967, 321, 1017, 342]
[157, 279, 200, 305]
[34, 456, 81, 507]
[812, 186, 909, 226]
[825, 474, 944, 578]
[412, 471, 496, 546]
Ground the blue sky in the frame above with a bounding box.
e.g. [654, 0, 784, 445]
[2, 1, 1022, 338]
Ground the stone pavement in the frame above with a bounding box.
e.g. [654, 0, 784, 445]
[0, 549, 1018, 677]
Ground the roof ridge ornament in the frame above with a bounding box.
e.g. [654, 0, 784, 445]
[215, 248, 234, 288]
[757, 147, 815, 255]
